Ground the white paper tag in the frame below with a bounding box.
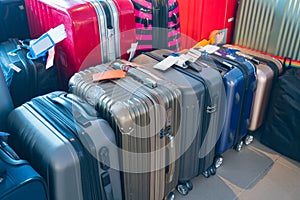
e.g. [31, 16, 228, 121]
[187, 49, 202, 62]
[9, 63, 21, 73]
[127, 42, 138, 61]
[153, 56, 180, 71]
[202, 45, 220, 54]
[175, 54, 190, 68]
[46, 47, 55, 69]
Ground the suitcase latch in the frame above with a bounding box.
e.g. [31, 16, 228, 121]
[207, 105, 217, 113]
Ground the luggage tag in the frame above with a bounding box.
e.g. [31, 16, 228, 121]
[201, 44, 220, 54]
[92, 70, 126, 82]
[153, 55, 180, 71]
[27, 24, 67, 60]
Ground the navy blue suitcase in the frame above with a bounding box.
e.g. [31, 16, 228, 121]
[0, 137, 48, 200]
[198, 48, 256, 165]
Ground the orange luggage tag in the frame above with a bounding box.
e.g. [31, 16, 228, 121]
[92, 69, 126, 82]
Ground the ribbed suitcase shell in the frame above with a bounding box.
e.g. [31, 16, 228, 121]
[223, 45, 283, 131]
[69, 62, 182, 200]
[199, 49, 256, 154]
[24, 0, 136, 88]
[7, 91, 122, 200]
[132, 49, 226, 184]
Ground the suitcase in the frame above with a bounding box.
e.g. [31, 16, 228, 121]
[0, 138, 48, 200]
[69, 61, 182, 200]
[24, 0, 136, 89]
[260, 67, 300, 162]
[177, 0, 238, 49]
[197, 47, 256, 160]
[222, 45, 283, 132]
[132, 0, 181, 52]
[132, 49, 226, 195]
[0, 38, 59, 107]
[7, 91, 123, 200]
[0, 0, 30, 42]
[0, 67, 13, 131]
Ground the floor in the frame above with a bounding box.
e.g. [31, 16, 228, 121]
[174, 138, 300, 200]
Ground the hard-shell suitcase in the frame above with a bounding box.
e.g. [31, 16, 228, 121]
[7, 91, 122, 200]
[198, 48, 256, 159]
[0, 67, 13, 131]
[0, 138, 48, 200]
[24, 0, 136, 89]
[0, 38, 59, 107]
[0, 0, 30, 42]
[132, 0, 181, 51]
[132, 49, 226, 195]
[223, 45, 283, 132]
[69, 61, 182, 200]
[177, 0, 238, 49]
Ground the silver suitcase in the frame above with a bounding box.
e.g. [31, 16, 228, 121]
[69, 62, 182, 200]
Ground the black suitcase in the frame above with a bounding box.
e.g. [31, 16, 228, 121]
[0, 0, 30, 42]
[0, 38, 59, 107]
[0, 137, 48, 200]
[7, 91, 123, 200]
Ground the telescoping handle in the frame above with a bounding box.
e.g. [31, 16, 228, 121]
[111, 60, 158, 89]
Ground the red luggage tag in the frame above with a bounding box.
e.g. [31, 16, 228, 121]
[92, 70, 126, 82]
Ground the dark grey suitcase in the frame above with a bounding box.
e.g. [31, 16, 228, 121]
[69, 61, 182, 200]
[7, 91, 122, 200]
[132, 49, 226, 195]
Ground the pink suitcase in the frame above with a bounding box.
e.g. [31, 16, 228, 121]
[224, 45, 283, 132]
[25, 0, 136, 89]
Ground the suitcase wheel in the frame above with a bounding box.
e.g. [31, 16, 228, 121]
[176, 184, 189, 196]
[214, 155, 224, 169]
[185, 180, 193, 190]
[165, 191, 175, 200]
[244, 134, 254, 146]
[202, 170, 211, 178]
[234, 140, 244, 152]
[209, 165, 217, 176]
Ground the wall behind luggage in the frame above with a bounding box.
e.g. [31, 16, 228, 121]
[234, 0, 300, 61]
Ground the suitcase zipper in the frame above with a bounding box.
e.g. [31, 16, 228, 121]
[143, 52, 213, 173]
[27, 98, 101, 200]
[211, 54, 253, 146]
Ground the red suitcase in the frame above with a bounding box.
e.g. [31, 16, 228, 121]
[177, 0, 238, 49]
[25, 0, 136, 89]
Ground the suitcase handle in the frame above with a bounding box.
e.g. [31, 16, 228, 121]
[0, 140, 28, 166]
[111, 61, 158, 88]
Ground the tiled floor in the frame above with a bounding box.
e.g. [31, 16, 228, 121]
[174, 139, 300, 200]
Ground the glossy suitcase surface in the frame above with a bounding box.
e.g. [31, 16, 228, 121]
[25, 0, 136, 88]
[223, 45, 283, 131]
[132, 0, 181, 51]
[177, 0, 238, 49]
[0, 38, 59, 107]
[69, 61, 182, 200]
[7, 91, 122, 200]
[0, 139, 48, 200]
[199, 49, 256, 154]
[0, 67, 13, 131]
[132, 49, 225, 189]
[0, 0, 30, 42]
